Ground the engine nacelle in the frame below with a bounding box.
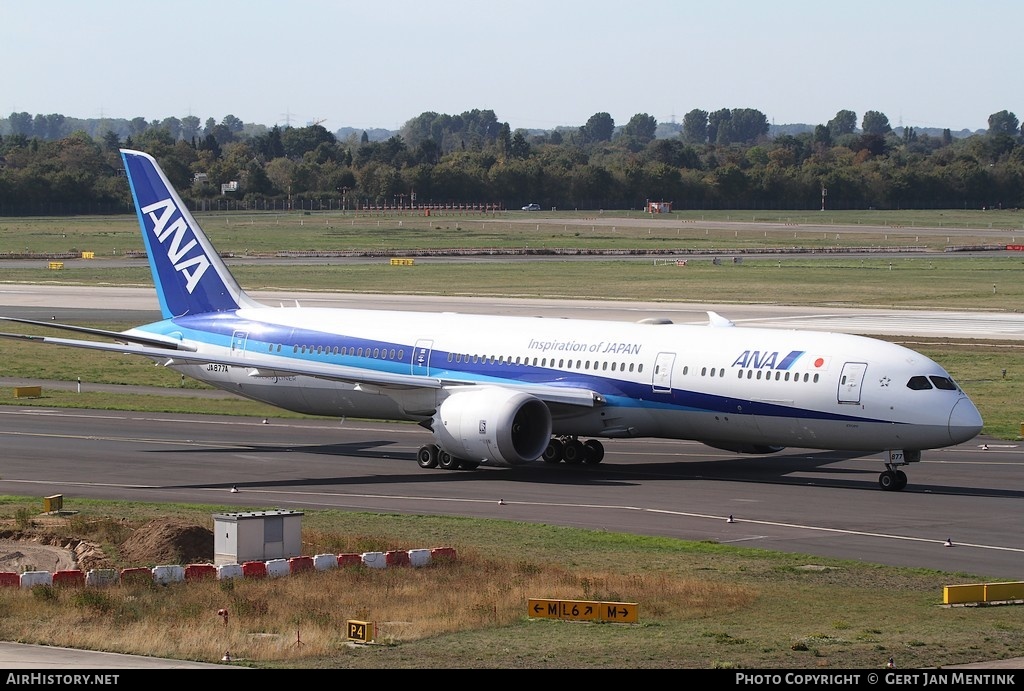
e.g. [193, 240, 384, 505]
[431, 387, 552, 466]
[703, 442, 786, 455]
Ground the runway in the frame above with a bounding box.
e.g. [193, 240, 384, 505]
[0, 404, 1019, 580]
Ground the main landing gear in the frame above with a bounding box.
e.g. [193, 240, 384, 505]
[542, 436, 605, 465]
[416, 444, 478, 471]
[414, 436, 606, 471]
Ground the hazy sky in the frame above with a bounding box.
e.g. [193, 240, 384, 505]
[3, 0, 1020, 133]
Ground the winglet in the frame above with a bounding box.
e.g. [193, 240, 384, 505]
[120, 149, 260, 318]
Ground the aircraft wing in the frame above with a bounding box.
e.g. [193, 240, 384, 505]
[0, 331, 602, 408]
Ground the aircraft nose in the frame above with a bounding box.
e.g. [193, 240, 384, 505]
[948, 397, 984, 444]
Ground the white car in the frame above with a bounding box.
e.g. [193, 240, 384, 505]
[522, 203, 541, 211]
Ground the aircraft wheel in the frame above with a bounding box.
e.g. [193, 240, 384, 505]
[562, 439, 585, 464]
[583, 439, 605, 464]
[438, 451, 459, 470]
[459, 460, 480, 470]
[417, 444, 439, 469]
[542, 439, 564, 464]
[895, 470, 908, 490]
[878, 470, 897, 491]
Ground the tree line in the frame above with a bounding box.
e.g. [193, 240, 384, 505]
[1, 107, 1023, 215]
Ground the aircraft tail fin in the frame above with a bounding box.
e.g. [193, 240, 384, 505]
[120, 149, 260, 318]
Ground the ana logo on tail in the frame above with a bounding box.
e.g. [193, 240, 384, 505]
[140, 198, 211, 294]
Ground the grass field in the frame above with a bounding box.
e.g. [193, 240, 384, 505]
[2, 207, 1024, 257]
[2, 254, 1024, 310]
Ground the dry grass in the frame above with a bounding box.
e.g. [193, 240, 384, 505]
[0, 547, 756, 665]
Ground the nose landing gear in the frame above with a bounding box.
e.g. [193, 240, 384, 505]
[878, 469, 908, 491]
[878, 449, 919, 491]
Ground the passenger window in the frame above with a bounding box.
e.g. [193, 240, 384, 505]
[906, 376, 933, 390]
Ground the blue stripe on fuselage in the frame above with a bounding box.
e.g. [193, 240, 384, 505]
[776, 350, 804, 370]
[137, 317, 881, 426]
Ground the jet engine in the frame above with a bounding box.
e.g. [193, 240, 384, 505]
[431, 387, 552, 466]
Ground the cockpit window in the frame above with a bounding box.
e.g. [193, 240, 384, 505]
[929, 376, 958, 391]
[906, 376, 933, 390]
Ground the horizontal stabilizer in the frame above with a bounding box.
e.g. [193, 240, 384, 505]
[0, 317, 197, 351]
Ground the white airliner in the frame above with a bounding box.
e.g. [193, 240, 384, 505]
[0, 149, 983, 491]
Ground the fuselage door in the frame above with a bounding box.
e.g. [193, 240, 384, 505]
[652, 352, 676, 394]
[412, 339, 433, 376]
[230, 330, 249, 357]
[838, 362, 867, 404]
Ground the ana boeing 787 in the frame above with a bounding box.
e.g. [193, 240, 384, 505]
[0, 149, 983, 490]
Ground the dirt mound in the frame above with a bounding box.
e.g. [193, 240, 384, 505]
[119, 519, 214, 567]
[0, 531, 112, 573]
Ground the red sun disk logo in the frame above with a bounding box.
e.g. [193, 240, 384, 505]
[814, 357, 825, 368]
